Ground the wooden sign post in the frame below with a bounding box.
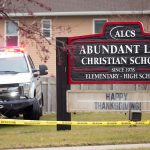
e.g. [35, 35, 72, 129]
[56, 37, 71, 131]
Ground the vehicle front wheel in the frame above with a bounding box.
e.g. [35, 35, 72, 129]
[23, 100, 41, 120]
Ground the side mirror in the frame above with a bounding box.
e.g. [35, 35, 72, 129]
[39, 65, 48, 76]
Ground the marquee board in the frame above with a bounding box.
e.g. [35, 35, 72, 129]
[67, 90, 150, 112]
[68, 22, 150, 84]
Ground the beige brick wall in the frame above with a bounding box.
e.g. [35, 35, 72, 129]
[0, 15, 150, 76]
[19, 16, 94, 76]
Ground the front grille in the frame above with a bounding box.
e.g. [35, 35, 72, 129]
[0, 84, 22, 101]
[0, 84, 19, 88]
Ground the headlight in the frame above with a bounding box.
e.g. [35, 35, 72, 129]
[10, 91, 19, 97]
[19, 83, 31, 97]
[8, 87, 19, 97]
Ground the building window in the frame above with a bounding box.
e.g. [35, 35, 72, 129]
[93, 19, 107, 33]
[42, 19, 52, 38]
[5, 20, 19, 46]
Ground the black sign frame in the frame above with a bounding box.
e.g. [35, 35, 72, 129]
[68, 22, 150, 84]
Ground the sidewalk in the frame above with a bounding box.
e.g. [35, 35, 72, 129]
[11, 143, 150, 150]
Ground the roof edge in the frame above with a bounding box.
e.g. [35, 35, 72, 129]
[8, 10, 150, 17]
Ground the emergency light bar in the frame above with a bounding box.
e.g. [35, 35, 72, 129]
[0, 47, 25, 53]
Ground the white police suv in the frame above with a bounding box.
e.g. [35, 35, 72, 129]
[0, 47, 48, 120]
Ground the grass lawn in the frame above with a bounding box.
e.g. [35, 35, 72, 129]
[0, 112, 150, 149]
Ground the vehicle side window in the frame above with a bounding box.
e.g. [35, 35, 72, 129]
[27, 55, 35, 70]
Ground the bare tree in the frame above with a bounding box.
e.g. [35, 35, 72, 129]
[0, 0, 71, 62]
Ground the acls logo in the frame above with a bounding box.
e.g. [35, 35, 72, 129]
[110, 26, 136, 39]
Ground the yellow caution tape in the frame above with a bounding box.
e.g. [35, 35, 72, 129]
[0, 119, 150, 126]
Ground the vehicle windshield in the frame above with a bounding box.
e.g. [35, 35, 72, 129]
[0, 56, 29, 73]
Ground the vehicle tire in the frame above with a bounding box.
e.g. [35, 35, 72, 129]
[39, 94, 44, 116]
[23, 100, 41, 120]
[39, 105, 43, 116]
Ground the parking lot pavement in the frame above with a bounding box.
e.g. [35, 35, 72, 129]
[11, 143, 150, 150]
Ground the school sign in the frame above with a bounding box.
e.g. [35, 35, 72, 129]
[68, 22, 150, 84]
